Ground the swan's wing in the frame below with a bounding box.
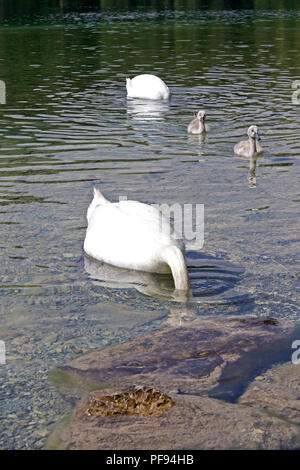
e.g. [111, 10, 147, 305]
[234, 140, 249, 156]
[116, 201, 178, 241]
[187, 118, 199, 134]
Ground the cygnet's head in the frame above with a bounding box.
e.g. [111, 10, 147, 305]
[247, 125, 261, 141]
[195, 110, 206, 122]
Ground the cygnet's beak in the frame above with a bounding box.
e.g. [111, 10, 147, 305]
[255, 133, 261, 141]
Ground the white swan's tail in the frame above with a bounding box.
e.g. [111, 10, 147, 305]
[93, 187, 109, 204]
[162, 246, 190, 292]
[87, 187, 109, 222]
[126, 78, 131, 93]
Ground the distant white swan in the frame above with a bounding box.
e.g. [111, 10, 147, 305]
[187, 110, 210, 134]
[84, 188, 190, 291]
[234, 125, 264, 158]
[126, 74, 170, 100]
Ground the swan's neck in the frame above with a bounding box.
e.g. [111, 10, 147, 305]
[199, 119, 205, 133]
[162, 246, 190, 291]
[249, 136, 257, 156]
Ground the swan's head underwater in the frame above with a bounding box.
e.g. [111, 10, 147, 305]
[247, 125, 261, 141]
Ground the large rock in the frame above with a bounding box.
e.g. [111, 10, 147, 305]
[57, 316, 294, 396]
[48, 316, 300, 450]
[49, 390, 300, 450]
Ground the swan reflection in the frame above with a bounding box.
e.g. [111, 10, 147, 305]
[84, 252, 245, 304]
[84, 255, 188, 301]
[126, 99, 170, 121]
[187, 133, 206, 145]
[248, 154, 258, 188]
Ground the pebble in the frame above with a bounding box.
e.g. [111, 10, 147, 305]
[35, 429, 49, 438]
[253, 428, 264, 434]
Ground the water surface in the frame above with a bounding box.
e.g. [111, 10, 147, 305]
[0, 0, 299, 449]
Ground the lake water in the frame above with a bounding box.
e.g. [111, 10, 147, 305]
[0, 0, 299, 449]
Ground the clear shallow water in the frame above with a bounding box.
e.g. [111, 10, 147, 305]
[0, 1, 299, 449]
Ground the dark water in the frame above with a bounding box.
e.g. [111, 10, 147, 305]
[0, 0, 299, 449]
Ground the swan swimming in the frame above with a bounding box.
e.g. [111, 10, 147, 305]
[84, 188, 190, 291]
[234, 125, 264, 158]
[126, 74, 171, 100]
[187, 110, 210, 134]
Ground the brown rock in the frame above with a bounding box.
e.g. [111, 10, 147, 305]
[49, 392, 300, 450]
[58, 316, 294, 396]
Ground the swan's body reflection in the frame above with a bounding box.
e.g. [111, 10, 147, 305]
[248, 154, 258, 187]
[126, 99, 170, 121]
[235, 154, 262, 188]
[187, 133, 206, 145]
[84, 252, 246, 304]
[84, 255, 184, 301]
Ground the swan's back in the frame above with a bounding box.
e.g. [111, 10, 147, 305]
[126, 74, 170, 100]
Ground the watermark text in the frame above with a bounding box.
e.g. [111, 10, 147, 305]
[119, 196, 204, 250]
[291, 340, 300, 364]
[292, 80, 300, 105]
[0, 80, 6, 104]
[0, 340, 6, 365]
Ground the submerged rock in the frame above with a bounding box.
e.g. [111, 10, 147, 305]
[48, 315, 300, 450]
[56, 316, 295, 397]
[239, 361, 300, 424]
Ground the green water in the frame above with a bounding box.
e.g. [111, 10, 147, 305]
[0, 0, 299, 449]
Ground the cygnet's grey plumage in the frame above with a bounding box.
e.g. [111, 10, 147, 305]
[187, 110, 210, 134]
[234, 125, 264, 158]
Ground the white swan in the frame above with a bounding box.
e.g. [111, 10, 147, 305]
[234, 125, 264, 158]
[126, 74, 170, 100]
[187, 110, 210, 134]
[84, 188, 190, 291]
